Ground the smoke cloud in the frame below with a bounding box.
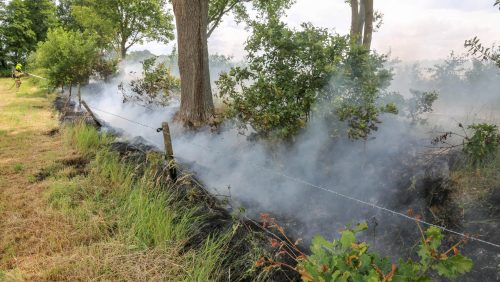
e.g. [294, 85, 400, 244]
[75, 55, 499, 280]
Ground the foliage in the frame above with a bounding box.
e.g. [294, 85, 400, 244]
[33, 27, 99, 87]
[0, 0, 36, 66]
[217, 17, 349, 139]
[120, 56, 180, 107]
[258, 215, 473, 282]
[406, 90, 438, 124]
[464, 37, 500, 68]
[207, 0, 295, 37]
[0, 0, 56, 68]
[428, 52, 467, 90]
[56, 0, 85, 31]
[328, 46, 398, 140]
[463, 123, 500, 166]
[24, 0, 57, 43]
[72, 0, 174, 58]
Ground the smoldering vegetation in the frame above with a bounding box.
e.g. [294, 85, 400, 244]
[72, 52, 499, 281]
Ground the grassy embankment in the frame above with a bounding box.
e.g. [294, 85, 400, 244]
[0, 78, 280, 281]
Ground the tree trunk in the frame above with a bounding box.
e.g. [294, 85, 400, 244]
[362, 0, 374, 50]
[350, 0, 359, 38]
[120, 40, 127, 59]
[172, 0, 214, 126]
[77, 82, 81, 107]
[357, 0, 366, 45]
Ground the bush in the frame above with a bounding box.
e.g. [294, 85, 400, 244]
[217, 20, 349, 139]
[217, 17, 397, 140]
[257, 216, 473, 282]
[120, 56, 179, 107]
[463, 123, 500, 166]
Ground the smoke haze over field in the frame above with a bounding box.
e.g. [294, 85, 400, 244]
[74, 47, 500, 278]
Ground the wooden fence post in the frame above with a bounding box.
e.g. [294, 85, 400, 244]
[162, 122, 177, 181]
[77, 82, 81, 108]
[81, 100, 102, 127]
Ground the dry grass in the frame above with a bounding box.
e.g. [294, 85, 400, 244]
[0, 78, 190, 281]
[0, 78, 77, 280]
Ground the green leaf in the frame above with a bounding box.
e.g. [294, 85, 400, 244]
[432, 255, 473, 279]
[353, 221, 369, 233]
[340, 230, 356, 250]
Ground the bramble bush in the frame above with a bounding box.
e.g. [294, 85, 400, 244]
[257, 215, 473, 282]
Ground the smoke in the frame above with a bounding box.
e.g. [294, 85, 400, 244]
[76, 55, 499, 279]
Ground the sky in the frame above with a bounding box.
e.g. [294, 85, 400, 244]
[132, 0, 500, 62]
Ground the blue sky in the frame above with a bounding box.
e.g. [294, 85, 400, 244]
[133, 0, 500, 62]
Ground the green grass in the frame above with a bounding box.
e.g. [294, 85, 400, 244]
[64, 122, 114, 156]
[43, 122, 253, 280]
[13, 163, 24, 173]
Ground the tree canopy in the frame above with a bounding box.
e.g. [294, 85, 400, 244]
[0, 0, 56, 68]
[71, 0, 174, 58]
[33, 27, 99, 87]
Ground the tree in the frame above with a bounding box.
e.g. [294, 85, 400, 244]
[0, 0, 7, 70]
[0, 0, 56, 68]
[207, 0, 295, 38]
[24, 0, 57, 43]
[349, 0, 375, 49]
[33, 28, 99, 92]
[217, 19, 349, 138]
[171, 0, 294, 126]
[56, 0, 85, 31]
[172, 0, 213, 125]
[72, 0, 174, 59]
[1, 0, 36, 65]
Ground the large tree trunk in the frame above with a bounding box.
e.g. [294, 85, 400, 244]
[350, 0, 359, 38]
[362, 0, 374, 50]
[172, 0, 214, 126]
[120, 39, 127, 59]
[357, 0, 366, 45]
[350, 0, 373, 49]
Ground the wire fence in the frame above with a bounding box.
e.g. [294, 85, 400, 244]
[80, 102, 500, 250]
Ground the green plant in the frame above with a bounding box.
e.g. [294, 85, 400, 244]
[63, 122, 113, 156]
[13, 163, 24, 173]
[463, 123, 500, 166]
[120, 56, 180, 107]
[406, 90, 438, 124]
[217, 18, 349, 139]
[328, 45, 398, 140]
[257, 214, 472, 281]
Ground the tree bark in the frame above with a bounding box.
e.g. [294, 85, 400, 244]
[362, 0, 373, 50]
[357, 0, 366, 45]
[120, 40, 127, 59]
[350, 0, 359, 38]
[172, 0, 214, 126]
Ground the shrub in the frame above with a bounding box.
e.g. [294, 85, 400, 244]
[120, 56, 179, 107]
[257, 215, 473, 282]
[463, 123, 500, 166]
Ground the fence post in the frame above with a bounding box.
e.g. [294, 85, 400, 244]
[81, 100, 102, 127]
[77, 82, 81, 108]
[162, 122, 177, 181]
